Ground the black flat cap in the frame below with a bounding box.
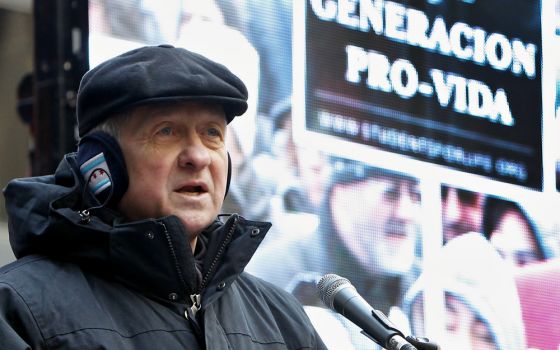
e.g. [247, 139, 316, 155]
[77, 44, 248, 137]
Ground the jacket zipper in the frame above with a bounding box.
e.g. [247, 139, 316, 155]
[189, 214, 239, 316]
[159, 222, 189, 295]
[160, 220, 204, 337]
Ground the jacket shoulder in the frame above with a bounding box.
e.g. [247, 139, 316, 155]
[238, 273, 322, 324]
[0, 256, 62, 349]
[0, 255, 59, 281]
[238, 272, 302, 302]
[0, 256, 205, 349]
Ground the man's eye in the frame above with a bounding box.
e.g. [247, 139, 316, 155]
[206, 127, 222, 138]
[158, 126, 173, 136]
[383, 188, 399, 201]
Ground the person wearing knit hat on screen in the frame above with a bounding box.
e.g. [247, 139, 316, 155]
[0, 45, 326, 350]
[403, 233, 526, 350]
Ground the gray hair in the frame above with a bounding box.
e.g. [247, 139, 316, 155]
[84, 109, 131, 141]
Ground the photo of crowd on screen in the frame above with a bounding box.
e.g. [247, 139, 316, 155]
[85, 2, 560, 349]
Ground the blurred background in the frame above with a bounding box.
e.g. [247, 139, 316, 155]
[0, 0, 33, 265]
[0, 1, 559, 349]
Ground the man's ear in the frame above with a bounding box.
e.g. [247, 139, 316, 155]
[77, 131, 129, 206]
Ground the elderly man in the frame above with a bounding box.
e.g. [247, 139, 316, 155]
[247, 158, 422, 349]
[0, 45, 325, 349]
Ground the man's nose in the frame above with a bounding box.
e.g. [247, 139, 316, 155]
[177, 135, 211, 170]
[394, 189, 416, 220]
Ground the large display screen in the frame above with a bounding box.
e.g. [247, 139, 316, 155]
[301, 0, 542, 188]
[89, 1, 560, 349]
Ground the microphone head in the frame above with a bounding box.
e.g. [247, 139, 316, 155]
[316, 273, 354, 309]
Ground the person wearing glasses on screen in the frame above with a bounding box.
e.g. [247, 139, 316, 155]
[0, 45, 326, 349]
[247, 158, 422, 349]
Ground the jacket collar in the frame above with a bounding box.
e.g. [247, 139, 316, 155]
[4, 154, 272, 304]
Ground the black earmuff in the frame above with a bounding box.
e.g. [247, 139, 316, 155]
[77, 131, 129, 207]
[225, 151, 232, 198]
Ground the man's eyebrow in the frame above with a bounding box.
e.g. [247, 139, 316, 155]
[144, 109, 173, 118]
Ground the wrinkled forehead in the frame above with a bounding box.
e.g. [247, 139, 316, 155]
[342, 173, 419, 190]
[331, 159, 418, 186]
[331, 175, 421, 203]
[131, 101, 226, 119]
[126, 102, 224, 130]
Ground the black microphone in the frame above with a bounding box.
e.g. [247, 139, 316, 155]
[317, 273, 417, 350]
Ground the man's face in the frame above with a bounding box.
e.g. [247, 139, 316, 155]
[442, 187, 484, 242]
[330, 175, 421, 275]
[117, 102, 228, 244]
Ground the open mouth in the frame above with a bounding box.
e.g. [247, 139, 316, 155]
[177, 185, 206, 195]
[385, 222, 409, 239]
[386, 231, 408, 240]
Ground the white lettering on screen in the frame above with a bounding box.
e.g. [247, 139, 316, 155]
[310, 0, 537, 79]
[346, 45, 515, 126]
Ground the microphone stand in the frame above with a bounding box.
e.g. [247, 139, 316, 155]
[404, 335, 440, 350]
[360, 331, 440, 350]
[359, 309, 440, 350]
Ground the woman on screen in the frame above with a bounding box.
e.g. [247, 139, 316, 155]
[403, 232, 526, 350]
[482, 196, 546, 267]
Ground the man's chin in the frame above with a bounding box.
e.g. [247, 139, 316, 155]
[385, 232, 409, 242]
[176, 212, 215, 235]
[375, 244, 415, 275]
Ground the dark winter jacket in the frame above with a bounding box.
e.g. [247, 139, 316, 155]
[0, 154, 326, 349]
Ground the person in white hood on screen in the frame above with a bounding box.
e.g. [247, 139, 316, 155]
[403, 232, 526, 350]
